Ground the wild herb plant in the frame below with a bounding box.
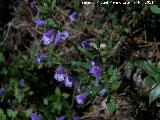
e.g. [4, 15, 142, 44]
[30, 0, 121, 119]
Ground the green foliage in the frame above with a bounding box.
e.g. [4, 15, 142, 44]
[51, 0, 56, 10]
[7, 109, 18, 119]
[0, 109, 7, 120]
[149, 84, 160, 104]
[143, 76, 155, 88]
[46, 18, 60, 29]
[0, 52, 5, 63]
[95, 38, 101, 49]
[107, 98, 116, 113]
[136, 61, 160, 104]
[150, 5, 160, 14]
[48, 46, 63, 65]
[77, 46, 94, 59]
[24, 108, 32, 118]
[39, 87, 70, 119]
[106, 40, 113, 50]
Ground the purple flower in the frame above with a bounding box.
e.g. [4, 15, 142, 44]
[64, 76, 72, 87]
[56, 116, 65, 120]
[35, 53, 47, 64]
[64, 76, 79, 87]
[80, 40, 91, 48]
[76, 86, 81, 92]
[54, 31, 61, 45]
[68, 11, 77, 22]
[41, 35, 54, 45]
[72, 116, 81, 120]
[54, 66, 67, 82]
[41, 30, 54, 45]
[54, 31, 69, 45]
[0, 88, 5, 96]
[89, 66, 102, 79]
[30, 0, 36, 8]
[43, 30, 54, 38]
[35, 19, 45, 27]
[30, 113, 42, 120]
[76, 93, 87, 105]
[99, 88, 107, 95]
[19, 79, 25, 88]
[60, 31, 69, 41]
[93, 81, 99, 86]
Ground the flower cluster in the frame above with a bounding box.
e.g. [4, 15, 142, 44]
[33, 6, 109, 119]
[32, 9, 78, 119]
[34, 19, 69, 46]
[54, 66, 73, 88]
[53, 66, 89, 105]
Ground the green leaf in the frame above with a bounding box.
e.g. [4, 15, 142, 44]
[139, 61, 158, 78]
[143, 76, 156, 88]
[7, 109, 12, 117]
[54, 102, 62, 112]
[55, 87, 61, 97]
[150, 5, 160, 14]
[74, 0, 80, 11]
[62, 93, 69, 99]
[0, 67, 8, 75]
[25, 108, 32, 118]
[96, 38, 101, 49]
[0, 109, 7, 120]
[89, 86, 101, 95]
[46, 18, 59, 28]
[149, 84, 160, 104]
[107, 40, 113, 50]
[7, 109, 18, 118]
[77, 46, 93, 59]
[43, 98, 49, 105]
[51, 0, 56, 10]
[112, 80, 121, 90]
[107, 99, 116, 113]
[0, 52, 5, 63]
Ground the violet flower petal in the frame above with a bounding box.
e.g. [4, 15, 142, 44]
[60, 31, 69, 41]
[80, 40, 91, 48]
[89, 66, 102, 79]
[30, 113, 42, 120]
[76, 93, 87, 105]
[0, 88, 5, 96]
[56, 116, 65, 120]
[34, 19, 45, 27]
[68, 11, 77, 22]
[72, 116, 81, 120]
[99, 88, 107, 95]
